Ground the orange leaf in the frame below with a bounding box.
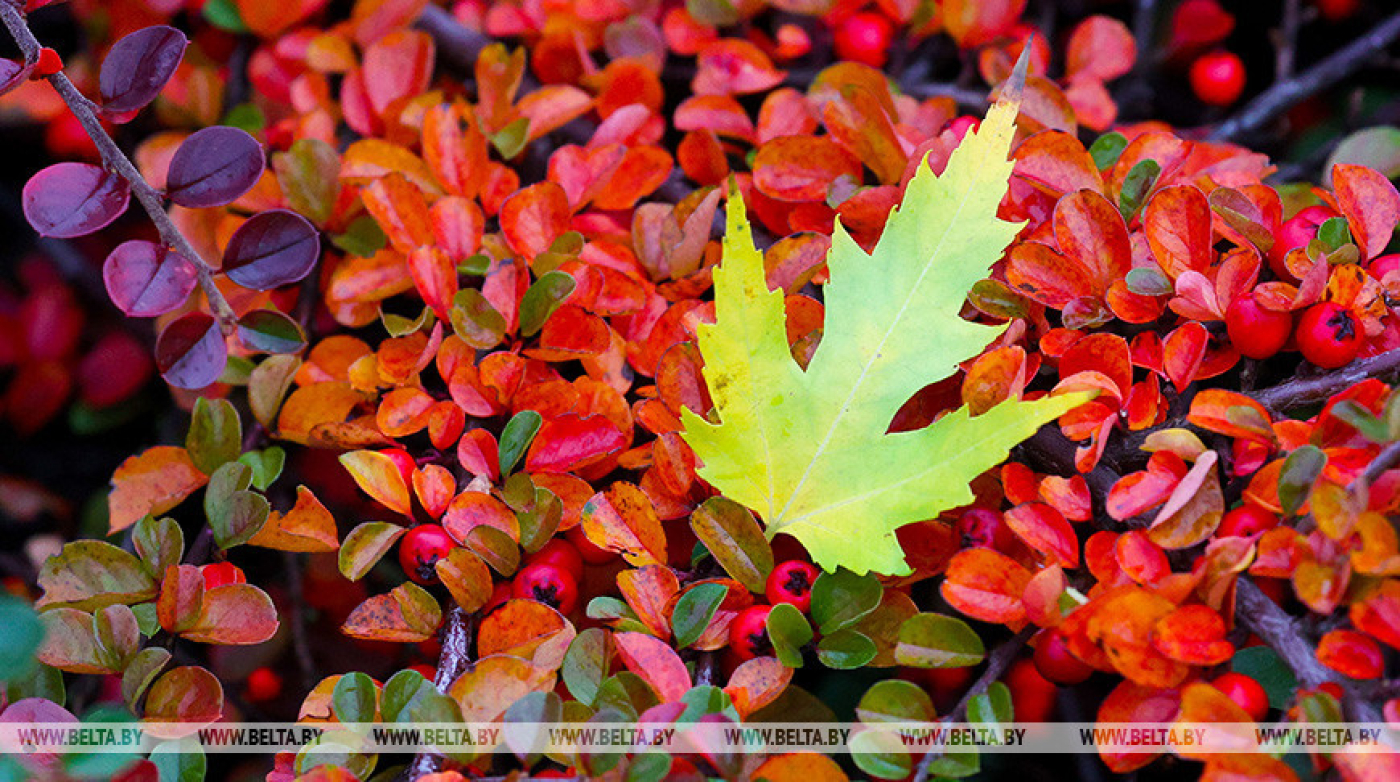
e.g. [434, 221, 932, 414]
[724, 656, 794, 718]
[1085, 586, 1190, 687]
[752, 136, 861, 202]
[108, 446, 209, 534]
[277, 382, 373, 445]
[143, 666, 223, 737]
[236, 0, 327, 38]
[339, 450, 413, 516]
[182, 584, 280, 645]
[500, 181, 570, 258]
[618, 564, 680, 640]
[1003, 502, 1079, 568]
[442, 490, 520, 543]
[413, 464, 457, 519]
[447, 654, 555, 722]
[248, 486, 339, 552]
[1152, 604, 1233, 666]
[1316, 628, 1384, 679]
[422, 103, 489, 200]
[614, 631, 690, 702]
[940, 548, 1032, 625]
[692, 39, 785, 95]
[376, 386, 435, 438]
[1332, 163, 1400, 261]
[341, 581, 442, 642]
[580, 482, 667, 567]
[477, 599, 575, 671]
[750, 753, 849, 782]
[407, 246, 458, 322]
[1145, 185, 1213, 280]
[1066, 16, 1136, 82]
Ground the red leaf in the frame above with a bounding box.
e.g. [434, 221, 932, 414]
[614, 631, 691, 702]
[1333, 163, 1400, 261]
[500, 181, 570, 258]
[525, 413, 627, 473]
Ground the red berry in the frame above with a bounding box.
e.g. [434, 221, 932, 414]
[245, 667, 282, 702]
[407, 663, 436, 680]
[833, 11, 895, 69]
[1296, 301, 1364, 368]
[565, 524, 615, 565]
[512, 563, 579, 615]
[1318, 681, 1344, 701]
[1225, 294, 1292, 360]
[1218, 504, 1279, 538]
[1212, 672, 1269, 721]
[200, 562, 246, 590]
[1006, 658, 1057, 721]
[921, 665, 975, 713]
[1189, 50, 1246, 106]
[398, 524, 455, 585]
[1033, 630, 1094, 685]
[380, 448, 416, 488]
[484, 580, 512, 614]
[1269, 205, 1336, 280]
[525, 538, 585, 582]
[729, 605, 773, 660]
[1368, 254, 1400, 281]
[1315, 0, 1360, 22]
[957, 508, 1015, 550]
[766, 560, 820, 613]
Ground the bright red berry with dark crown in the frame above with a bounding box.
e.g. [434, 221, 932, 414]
[730, 605, 774, 660]
[398, 524, 455, 585]
[1296, 301, 1364, 368]
[1225, 294, 1292, 360]
[512, 562, 579, 615]
[766, 560, 820, 613]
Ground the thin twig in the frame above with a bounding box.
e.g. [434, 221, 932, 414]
[407, 606, 477, 779]
[1252, 349, 1400, 414]
[416, 4, 491, 71]
[0, 2, 238, 330]
[911, 627, 1034, 782]
[1353, 439, 1400, 493]
[1208, 9, 1400, 142]
[1235, 577, 1380, 723]
[1274, 0, 1303, 81]
[281, 550, 317, 689]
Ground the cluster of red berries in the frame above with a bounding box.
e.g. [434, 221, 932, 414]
[1224, 207, 1390, 369]
[728, 560, 822, 660]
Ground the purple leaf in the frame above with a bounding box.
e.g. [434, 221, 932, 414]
[166, 126, 266, 208]
[103, 240, 199, 317]
[237, 309, 306, 354]
[99, 25, 188, 115]
[0, 57, 34, 98]
[22, 162, 131, 238]
[221, 209, 320, 290]
[156, 313, 227, 390]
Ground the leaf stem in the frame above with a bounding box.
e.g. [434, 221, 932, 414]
[0, 2, 238, 331]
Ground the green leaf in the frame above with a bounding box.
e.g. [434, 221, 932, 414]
[689, 497, 773, 593]
[490, 117, 531, 159]
[204, 462, 269, 550]
[1279, 445, 1327, 517]
[766, 603, 812, 668]
[895, 613, 986, 668]
[1088, 131, 1128, 169]
[851, 729, 913, 780]
[1326, 126, 1400, 181]
[36, 541, 158, 611]
[857, 679, 935, 722]
[238, 446, 286, 491]
[1328, 400, 1390, 444]
[671, 583, 727, 649]
[679, 82, 1084, 575]
[150, 737, 206, 782]
[518, 270, 576, 337]
[122, 646, 171, 710]
[1231, 646, 1298, 711]
[562, 627, 613, 707]
[1117, 159, 1160, 221]
[810, 568, 882, 635]
[331, 214, 388, 258]
[201, 0, 247, 32]
[133, 516, 184, 578]
[332, 671, 379, 723]
[382, 668, 432, 722]
[816, 629, 877, 669]
[237, 309, 307, 355]
[450, 288, 507, 349]
[186, 397, 242, 475]
[499, 410, 543, 476]
[272, 138, 339, 226]
[967, 681, 1013, 727]
[339, 522, 407, 581]
[0, 595, 44, 679]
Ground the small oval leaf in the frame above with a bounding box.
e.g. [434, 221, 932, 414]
[166, 126, 265, 208]
[222, 209, 320, 290]
[99, 25, 188, 114]
[236, 309, 307, 354]
[103, 240, 198, 317]
[23, 162, 130, 238]
[155, 313, 227, 390]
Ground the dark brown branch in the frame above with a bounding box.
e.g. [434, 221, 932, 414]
[1235, 577, 1380, 722]
[1273, 0, 1303, 81]
[407, 606, 477, 779]
[281, 551, 317, 688]
[416, 4, 492, 71]
[1252, 349, 1400, 414]
[911, 627, 1034, 782]
[1208, 9, 1400, 142]
[1353, 439, 1400, 493]
[0, 3, 238, 329]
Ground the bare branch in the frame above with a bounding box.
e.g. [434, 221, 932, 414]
[1252, 349, 1400, 414]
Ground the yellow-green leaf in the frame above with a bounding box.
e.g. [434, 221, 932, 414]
[681, 65, 1084, 575]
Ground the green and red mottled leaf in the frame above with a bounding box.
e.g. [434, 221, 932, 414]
[341, 581, 442, 642]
